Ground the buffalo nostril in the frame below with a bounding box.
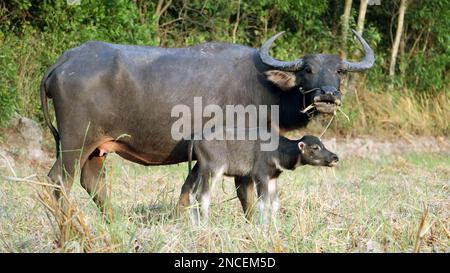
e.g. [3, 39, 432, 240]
[332, 155, 339, 162]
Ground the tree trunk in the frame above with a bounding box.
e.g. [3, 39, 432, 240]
[399, 26, 406, 78]
[340, 0, 353, 59]
[155, 0, 172, 33]
[356, 0, 368, 34]
[389, 0, 408, 77]
[232, 0, 241, 44]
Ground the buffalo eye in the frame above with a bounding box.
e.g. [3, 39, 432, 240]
[337, 69, 346, 75]
[312, 145, 321, 151]
[305, 66, 313, 74]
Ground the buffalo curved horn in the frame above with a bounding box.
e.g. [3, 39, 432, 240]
[343, 29, 375, 71]
[259, 32, 304, 72]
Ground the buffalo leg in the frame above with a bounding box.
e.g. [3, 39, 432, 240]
[80, 151, 110, 218]
[48, 151, 83, 201]
[48, 158, 65, 200]
[234, 176, 256, 221]
[47, 132, 96, 211]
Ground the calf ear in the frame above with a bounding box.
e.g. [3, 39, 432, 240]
[298, 142, 305, 152]
[264, 70, 296, 91]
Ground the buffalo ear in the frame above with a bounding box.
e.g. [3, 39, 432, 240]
[264, 70, 296, 91]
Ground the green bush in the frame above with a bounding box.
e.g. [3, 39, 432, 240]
[0, 0, 448, 131]
[0, 32, 19, 127]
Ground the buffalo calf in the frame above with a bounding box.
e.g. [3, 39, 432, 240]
[186, 135, 338, 225]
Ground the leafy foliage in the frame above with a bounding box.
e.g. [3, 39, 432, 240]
[0, 0, 448, 128]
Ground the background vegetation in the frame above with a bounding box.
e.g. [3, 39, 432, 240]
[0, 0, 449, 134]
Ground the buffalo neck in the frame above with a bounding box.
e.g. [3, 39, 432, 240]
[275, 136, 301, 170]
[278, 90, 313, 130]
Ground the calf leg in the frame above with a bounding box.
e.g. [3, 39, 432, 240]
[189, 172, 206, 226]
[254, 176, 271, 227]
[80, 151, 110, 219]
[268, 178, 280, 216]
[176, 163, 200, 215]
[196, 172, 211, 226]
[267, 178, 280, 229]
[190, 168, 223, 226]
[234, 176, 256, 221]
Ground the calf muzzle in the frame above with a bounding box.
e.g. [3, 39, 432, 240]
[326, 154, 339, 167]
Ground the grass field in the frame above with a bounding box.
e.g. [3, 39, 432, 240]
[0, 151, 449, 253]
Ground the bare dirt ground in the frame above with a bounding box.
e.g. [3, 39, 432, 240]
[322, 136, 450, 159]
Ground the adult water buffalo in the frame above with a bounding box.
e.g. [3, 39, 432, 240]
[41, 30, 374, 217]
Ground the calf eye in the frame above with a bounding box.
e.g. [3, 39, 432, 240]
[312, 146, 321, 150]
[305, 66, 312, 74]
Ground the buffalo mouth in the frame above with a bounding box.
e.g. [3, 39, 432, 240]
[312, 96, 341, 114]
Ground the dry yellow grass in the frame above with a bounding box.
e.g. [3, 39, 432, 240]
[338, 88, 449, 136]
[0, 151, 448, 253]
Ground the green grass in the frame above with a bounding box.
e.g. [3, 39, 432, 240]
[0, 152, 449, 252]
